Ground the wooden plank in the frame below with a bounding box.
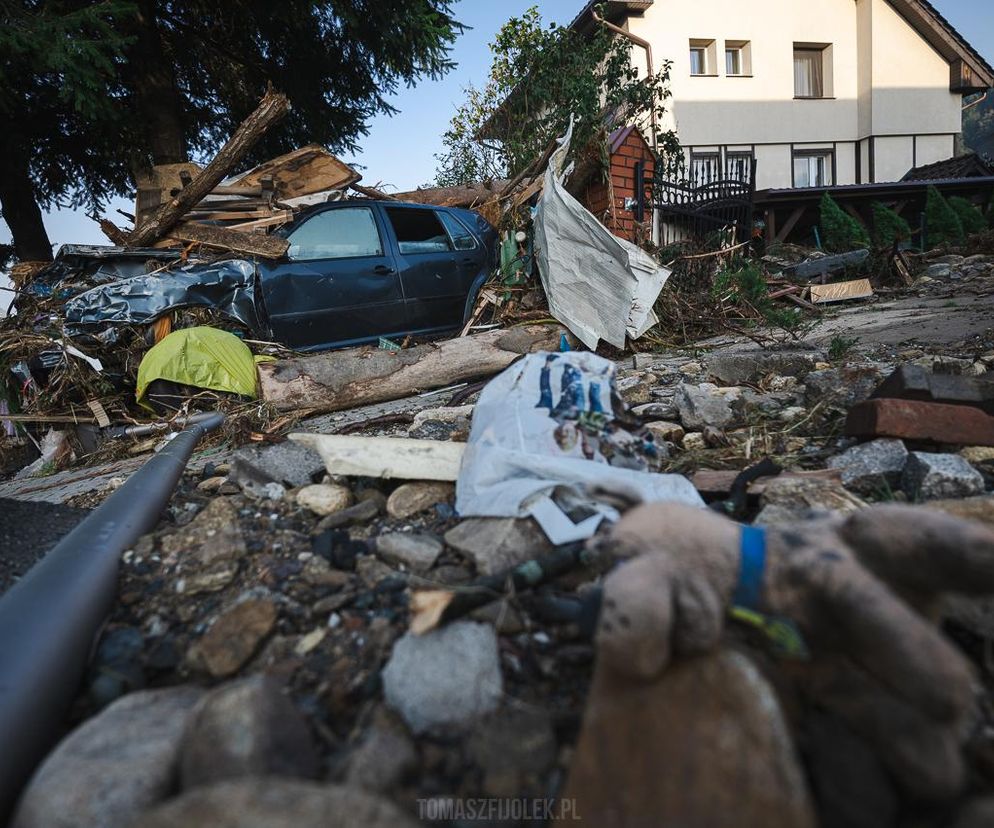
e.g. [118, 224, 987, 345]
[234, 144, 360, 200]
[184, 209, 281, 221]
[127, 88, 290, 247]
[165, 221, 289, 259]
[227, 211, 294, 231]
[691, 468, 843, 497]
[289, 434, 465, 481]
[809, 278, 874, 304]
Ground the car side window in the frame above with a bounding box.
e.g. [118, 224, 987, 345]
[384, 207, 454, 255]
[437, 211, 478, 251]
[286, 207, 383, 261]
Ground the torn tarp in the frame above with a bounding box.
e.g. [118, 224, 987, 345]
[455, 351, 704, 543]
[64, 259, 264, 334]
[534, 123, 671, 350]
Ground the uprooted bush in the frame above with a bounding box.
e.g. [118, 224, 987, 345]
[925, 186, 965, 247]
[871, 201, 912, 249]
[820, 193, 870, 252]
[948, 196, 987, 237]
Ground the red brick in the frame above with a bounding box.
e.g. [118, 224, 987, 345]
[845, 399, 994, 447]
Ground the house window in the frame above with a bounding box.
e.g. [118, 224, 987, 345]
[691, 152, 721, 185]
[725, 41, 752, 76]
[690, 40, 716, 76]
[794, 45, 828, 98]
[726, 151, 754, 182]
[793, 150, 834, 188]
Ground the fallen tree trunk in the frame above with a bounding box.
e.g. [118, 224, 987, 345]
[391, 180, 509, 208]
[164, 221, 290, 259]
[259, 324, 566, 412]
[127, 87, 290, 247]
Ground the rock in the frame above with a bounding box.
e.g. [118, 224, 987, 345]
[411, 405, 473, 429]
[616, 372, 658, 405]
[632, 400, 678, 420]
[777, 406, 808, 422]
[382, 621, 502, 734]
[137, 779, 418, 828]
[924, 495, 994, 526]
[315, 498, 382, 531]
[927, 263, 952, 279]
[188, 599, 278, 678]
[197, 476, 226, 493]
[643, 421, 684, 444]
[902, 452, 986, 501]
[962, 446, 994, 468]
[12, 686, 204, 828]
[736, 390, 796, 418]
[679, 361, 704, 375]
[178, 567, 238, 596]
[707, 348, 821, 385]
[754, 477, 866, 525]
[356, 556, 397, 588]
[180, 675, 320, 789]
[295, 628, 327, 655]
[827, 439, 909, 495]
[376, 532, 443, 572]
[467, 707, 557, 794]
[675, 383, 735, 430]
[954, 798, 994, 828]
[302, 555, 351, 588]
[444, 517, 551, 575]
[345, 709, 418, 793]
[87, 626, 146, 708]
[386, 481, 454, 520]
[229, 440, 325, 491]
[296, 484, 354, 516]
[682, 432, 706, 451]
[561, 650, 815, 828]
[161, 498, 246, 566]
[803, 366, 882, 409]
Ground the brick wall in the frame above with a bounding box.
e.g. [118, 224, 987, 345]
[584, 128, 655, 243]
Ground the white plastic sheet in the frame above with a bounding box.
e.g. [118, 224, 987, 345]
[455, 352, 704, 543]
[534, 123, 672, 350]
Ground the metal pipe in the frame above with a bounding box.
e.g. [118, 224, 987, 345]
[592, 10, 659, 154]
[0, 412, 224, 820]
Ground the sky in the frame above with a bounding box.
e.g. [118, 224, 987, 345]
[1, 0, 992, 251]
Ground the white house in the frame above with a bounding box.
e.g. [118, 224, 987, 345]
[570, 0, 994, 191]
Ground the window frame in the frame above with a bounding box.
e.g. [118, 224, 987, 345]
[793, 44, 832, 99]
[436, 210, 478, 251]
[724, 41, 752, 77]
[284, 205, 385, 263]
[791, 149, 835, 188]
[689, 39, 717, 77]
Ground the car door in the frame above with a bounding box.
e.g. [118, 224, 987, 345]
[382, 205, 463, 332]
[437, 209, 489, 320]
[261, 204, 407, 350]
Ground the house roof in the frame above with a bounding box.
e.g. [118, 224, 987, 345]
[901, 153, 994, 182]
[567, 0, 994, 93]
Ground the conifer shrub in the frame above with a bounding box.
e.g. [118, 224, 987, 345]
[948, 196, 987, 236]
[871, 201, 911, 248]
[925, 186, 965, 247]
[820, 193, 870, 252]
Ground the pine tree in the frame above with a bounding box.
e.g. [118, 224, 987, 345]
[820, 193, 870, 252]
[924, 187, 965, 247]
[871, 202, 912, 248]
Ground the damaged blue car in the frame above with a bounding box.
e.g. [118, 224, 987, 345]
[63, 200, 499, 351]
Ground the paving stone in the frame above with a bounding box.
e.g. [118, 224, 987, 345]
[872, 364, 994, 415]
[827, 439, 909, 495]
[137, 779, 418, 828]
[12, 687, 204, 828]
[444, 517, 551, 575]
[846, 399, 994, 447]
[902, 452, 986, 501]
[180, 675, 320, 788]
[382, 621, 502, 734]
[375, 532, 443, 572]
[386, 481, 455, 520]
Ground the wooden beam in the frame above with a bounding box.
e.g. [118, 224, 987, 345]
[774, 207, 804, 243]
[127, 87, 290, 247]
[164, 221, 290, 259]
[289, 434, 465, 481]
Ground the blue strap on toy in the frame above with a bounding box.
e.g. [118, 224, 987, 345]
[733, 525, 767, 610]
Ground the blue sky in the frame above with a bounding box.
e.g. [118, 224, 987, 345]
[2, 0, 992, 249]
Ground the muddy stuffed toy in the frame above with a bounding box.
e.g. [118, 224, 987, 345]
[591, 503, 994, 805]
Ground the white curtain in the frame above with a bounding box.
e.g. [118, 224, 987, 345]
[794, 50, 823, 97]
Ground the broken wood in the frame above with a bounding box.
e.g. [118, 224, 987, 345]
[127, 87, 290, 247]
[691, 468, 843, 498]
[98, 218, 130, 246]
[164, 221, 289, 259]
[233, 143, 359, 201]
[289, 434, 465, 481]
[259, 324, 567, 413]
[226, 211, 295, 232]
[392, 180, 508, 208]
[350, 183, 397, 201]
